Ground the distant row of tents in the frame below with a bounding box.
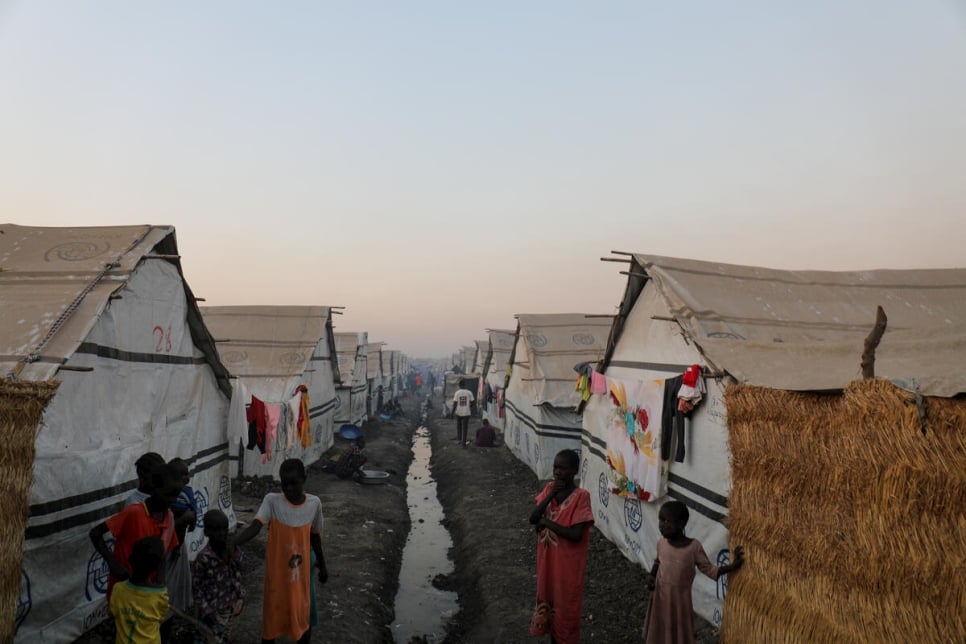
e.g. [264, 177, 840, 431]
[0, 224, 411, 642]
[447, 253, 966, 642]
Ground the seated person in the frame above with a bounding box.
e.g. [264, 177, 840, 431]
[475, 419, 498, 447]
[335, 437, 367, 479]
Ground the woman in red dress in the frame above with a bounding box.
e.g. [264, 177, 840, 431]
[528, 450, 595, 644]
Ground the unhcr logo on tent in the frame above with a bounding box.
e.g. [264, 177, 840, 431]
[526, 334, 547, 347]
[16, 568, 30, 634]
[44, 240, 110, 262]
[222, 350, 248, 364]
[86, 536, 114, 600]
[598, 473, 610, 508]
[194, 487, 209, 528]
[218, 476, 232, 509]
[623, 497, 643, 532]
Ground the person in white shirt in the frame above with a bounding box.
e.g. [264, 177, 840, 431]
[452, 381, 475, 447]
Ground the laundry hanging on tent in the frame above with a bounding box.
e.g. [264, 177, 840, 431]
[286, 391, 301, 449]
[587, 376, 668, 501]
[228, 381, 250, 445]
[246, 395, 268, 454]
[276, 403, 290, 452]
[677, 364, 706, 413]
[294, 384, 312, 448]
[589, 370, 607, 395]
[263, 403, 282, 463]
[575, 374, 592, 402]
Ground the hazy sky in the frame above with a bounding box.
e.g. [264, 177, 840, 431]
[2, 2, 964, 357]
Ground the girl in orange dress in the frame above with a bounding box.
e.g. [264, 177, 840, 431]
[233, 459, 328, 644]
[643, 501, 744, 644]
[528, 449, 594, 644]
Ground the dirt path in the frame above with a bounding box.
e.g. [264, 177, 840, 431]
[76, 392, 719, 643]
[426, 405, 718, 644]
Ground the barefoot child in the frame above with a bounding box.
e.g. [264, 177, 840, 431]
[643, 500, 745, 644]
[528, 449, 594, 644]
[192, 510, 244, 643]
[232, 458, 328, 644]
[109, 536, 169, 644]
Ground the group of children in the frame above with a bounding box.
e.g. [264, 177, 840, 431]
[89, 452, 325, 643]
[530, 449, 746, 644]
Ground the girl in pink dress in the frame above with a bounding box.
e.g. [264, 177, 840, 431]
[529, 450, 594, 644]
[643, 501, 745, 644]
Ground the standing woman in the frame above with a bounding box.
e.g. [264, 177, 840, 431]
[529, 450, 594, 644]
[233, 458, 328, 644]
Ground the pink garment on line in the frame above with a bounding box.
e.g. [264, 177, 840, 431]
[262, 403, 282, 464]
[590, 371, 608, 395]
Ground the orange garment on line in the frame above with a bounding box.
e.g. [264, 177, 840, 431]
[529, 483, 594, 644]
[254, 492, 324, 641]
[295, 384, 312, 448]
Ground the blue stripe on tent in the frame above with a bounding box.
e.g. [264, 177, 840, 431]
[25, 449, 229, 540]
[580, 435, 728, 524]
[74, 341, 208, 365]
[607, 360, 692, 374]
[309, 399, 337, 419]
[28, 443, 228, 517]
[668, 472, 729, 508]
[667, 487, 726, 523]
[503, 400, 582, 439]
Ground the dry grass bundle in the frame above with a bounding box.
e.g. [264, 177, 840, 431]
[721, 379, 966, 644]
[0, 379, 59, 643]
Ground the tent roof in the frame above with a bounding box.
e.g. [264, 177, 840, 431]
[334, 331, 367, 385]
[0, 224, 230, 394]
[614, 254, 966, 396]
[510, 313, 612, 406]
[366, 343, 383, 379]
[200, 305, 338, 383]
[483, 329, 515, 385]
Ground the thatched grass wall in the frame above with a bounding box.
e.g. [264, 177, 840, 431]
[0, 379, 58, 643]
[721, 379, 966, 643]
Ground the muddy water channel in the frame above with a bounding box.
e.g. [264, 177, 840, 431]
[391, 425, 459, 642]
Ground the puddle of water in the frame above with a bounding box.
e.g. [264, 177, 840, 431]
[391, 426, 459, 643]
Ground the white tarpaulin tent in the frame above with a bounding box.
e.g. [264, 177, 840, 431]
[0, 224, 234, 642]
[481, 329, 515, 429]
[460, 345, 475, 373]
[200, 306, 340, 479]
[580, 253, 966, 626]
[366, 343, 385, 415]
[385, 350, 402, 399]
[472, 339, 488, 374]
[503, 313, 610, 479]
[333, 332, 368, 429]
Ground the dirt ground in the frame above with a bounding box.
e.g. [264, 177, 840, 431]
[76, 392, 719, 643]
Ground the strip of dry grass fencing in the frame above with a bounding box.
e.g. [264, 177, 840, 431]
[722, 379, 966, 643]
[0, 379, 59, 642]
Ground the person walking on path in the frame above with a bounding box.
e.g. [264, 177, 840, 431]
[528, 450, 594, 644]
[452, 380, 474, 447]
[642, 500, 744, 644]
[232, 458, 328, 644]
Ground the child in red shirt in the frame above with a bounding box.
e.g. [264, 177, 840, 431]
[90, 462, 182, 634]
